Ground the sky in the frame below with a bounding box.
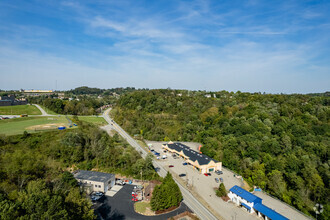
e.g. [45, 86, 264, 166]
[0, 0, 329, 93]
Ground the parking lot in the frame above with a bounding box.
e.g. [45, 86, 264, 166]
[147, 141, 256, 220]
[94, 184, 192, 220]
[147, 141, 311, 220]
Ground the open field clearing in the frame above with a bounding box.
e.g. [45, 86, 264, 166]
[0, 105, 41, 115]
[0, 116, 72, 135]
[74, 116, 107, 126]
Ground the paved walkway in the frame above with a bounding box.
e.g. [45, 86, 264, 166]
[32, 104, 51, 116]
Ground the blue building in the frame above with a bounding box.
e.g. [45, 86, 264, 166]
[228, 185, 289, 220]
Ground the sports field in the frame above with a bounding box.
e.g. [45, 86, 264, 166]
[0, 105, 41, 115]
[0, 116, 72, 136]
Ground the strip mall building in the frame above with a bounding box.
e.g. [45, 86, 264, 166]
[162, 142, 222, 174]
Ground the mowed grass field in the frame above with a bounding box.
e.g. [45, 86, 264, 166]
[74, 116, 107, 126]
[0, 105, 41, 115]
[0, 116, 71, 136]
[0, 115, 108, 136]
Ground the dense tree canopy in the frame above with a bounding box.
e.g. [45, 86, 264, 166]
[113, 89, 329, 218]
[0, 121, 158, 219]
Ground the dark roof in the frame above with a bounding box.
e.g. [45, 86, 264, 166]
[167, 143, 218, 165]
[229, 185, 262, 204]
[74, 170, 114, 183]
[254, 203, 289, 220]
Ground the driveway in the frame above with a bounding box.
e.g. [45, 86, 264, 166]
[95, 184, 191, 220]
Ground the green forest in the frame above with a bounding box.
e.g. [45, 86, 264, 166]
[29, 96, 108, 115]
[0, 121, 158, 219]
[112, 89, 329, 219]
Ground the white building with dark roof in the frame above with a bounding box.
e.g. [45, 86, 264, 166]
[162, 142, 222, 174]
[74, 170, 115, 193]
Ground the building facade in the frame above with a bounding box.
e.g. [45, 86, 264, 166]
[74, 170, 115, 194]
[162, 142, 222, 174]
[0, 95, 27, 106]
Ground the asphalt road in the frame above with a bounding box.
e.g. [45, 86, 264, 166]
[32, 104, 50, 116]
[95, 184, 191, 220]
[102, 108, 218, 220]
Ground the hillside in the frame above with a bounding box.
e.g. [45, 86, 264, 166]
[0, 121, 157, 219]
[112, 89, 329, 219]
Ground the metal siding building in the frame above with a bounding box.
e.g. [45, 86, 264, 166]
[229, 185, 289, 220]
[74, 170, 115, 193]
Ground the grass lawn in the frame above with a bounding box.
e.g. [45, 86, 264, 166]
[134, 201, 151, 213]
[39, 105, 60, 115]
[0, 105, 41, 115]
[0, 116, 74, 136]
[74, 116, 107, 126]
[137, 140, 149, 151]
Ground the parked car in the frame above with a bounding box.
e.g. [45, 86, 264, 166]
[95, 192, 104, 197]
[206, 173, 211, 176]
[220, 177, 224, 182]
[169, 165, 174, 168]
[215, 178, 219, 183]
[116, 179, 126, 185]
[215, 170, 223, 175]
[204, 173, 208, 176]
[182, 162, 188, 165]
[91, 196, 98, 202]
[179, 173, 186, 177]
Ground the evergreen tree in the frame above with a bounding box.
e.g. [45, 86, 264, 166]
[216, 183, 227, 197]
[150, 172, 183, 211]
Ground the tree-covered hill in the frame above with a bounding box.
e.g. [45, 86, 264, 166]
[112, 89, 329, 219]
[0, 121, 158, 219]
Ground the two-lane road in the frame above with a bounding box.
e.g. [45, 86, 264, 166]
[102, 108, 219, 220]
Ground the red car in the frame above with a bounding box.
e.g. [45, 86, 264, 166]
[169, 165, 174, 168]
[204, 173, 208, 176]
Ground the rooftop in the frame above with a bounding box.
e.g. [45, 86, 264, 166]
[254, 203, 289, 220]
[166, 142, 218, 165]
[74, 170, 114, 183]
[229, 185, 262, 204]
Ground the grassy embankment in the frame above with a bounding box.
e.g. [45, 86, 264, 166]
[38, 105, 59, 115]
[75, 116, 107, 126]
[0, 105, 41, 115]
[134, 202, 152, 213]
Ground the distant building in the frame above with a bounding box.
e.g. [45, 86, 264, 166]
[162, 142, 222, 174]
[74, 170, 115, 194]
[228, 185, 289, 220]
[24, 89, 54, 96]
[205, 94, 211, 98]
[0, 95, 27, 106]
